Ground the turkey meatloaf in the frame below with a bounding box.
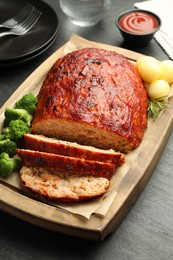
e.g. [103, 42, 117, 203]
[16, 149, 116, 179]
[23, 134, 125, 165]
[31, 48, 148, 153]
[20, 166, 110, 202]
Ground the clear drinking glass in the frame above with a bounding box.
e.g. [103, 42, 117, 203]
[59, 0, 111, 26]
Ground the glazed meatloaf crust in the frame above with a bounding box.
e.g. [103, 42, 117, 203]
[16, 149, 116, 179]
[31, 48, 148, 152]
[20, 166, 110, 202]
[24, 134, 125, 165]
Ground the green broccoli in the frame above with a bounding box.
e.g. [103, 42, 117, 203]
[0, 152, 22, 178]
[15, 93, 37, 114]
[4, 108, 33, 126]
[2, 119, 30, 142]
[0, 139, 17, 157]
[0, 134, 5, 141]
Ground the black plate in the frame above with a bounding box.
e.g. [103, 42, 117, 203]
[0, 33, 57, 68]
[0, 0, 58, 63]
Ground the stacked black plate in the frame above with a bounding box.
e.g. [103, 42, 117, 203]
[0, 0, 58, 66]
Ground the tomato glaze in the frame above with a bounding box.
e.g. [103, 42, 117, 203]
[119, 12, 158, 34]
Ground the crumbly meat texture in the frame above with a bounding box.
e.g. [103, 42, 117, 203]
[16, 149, 116, 179]
[24, 134, 125, 165]
[31, 48, 148, 153]
[20, 166, 110, 202]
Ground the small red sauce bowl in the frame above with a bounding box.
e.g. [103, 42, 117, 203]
[116, 9, 161, 46]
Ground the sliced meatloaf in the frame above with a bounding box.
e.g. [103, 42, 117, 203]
[24, 134, 125, 165]
[20, 166, 110, 202]
[16, 149, 116, 179]
[31, 48, 148, 153]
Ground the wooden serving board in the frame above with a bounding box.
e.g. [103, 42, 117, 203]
[0, 35, 173, 241]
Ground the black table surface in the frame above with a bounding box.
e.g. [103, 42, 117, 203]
[0, 0, 173, 259]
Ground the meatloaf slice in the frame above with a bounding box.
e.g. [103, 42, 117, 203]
[20, 166, 110, 202]
[31, 48, 148, 153]
[24, 134, 125, 165]
[16, 149, 116, 179]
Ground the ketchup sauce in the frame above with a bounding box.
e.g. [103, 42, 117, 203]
[119, 11, 159, 34]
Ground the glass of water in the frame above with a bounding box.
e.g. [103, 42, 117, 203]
[59, 0, 111, 27]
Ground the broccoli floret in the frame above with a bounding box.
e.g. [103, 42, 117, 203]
[4, 108, 33, 126]
[0, 139, 17, 157]
[15, 93, 37, 114]
[0, 152, 22, 178]
[0, 134, 5, 141]
[2, 119, 29, 142]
